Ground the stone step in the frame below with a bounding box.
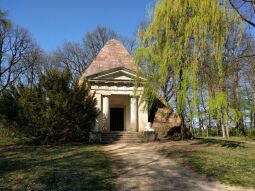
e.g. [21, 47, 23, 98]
[101, 139, 143, 144]
[101, 132, 140, 137]
[101, 140, 143, 144]
[101, 133, 138, 135]
[101, 131, 138, 134]
[101, 135, 140, 138]
[102, 138, 141, 140]
[102, 139, 143, 142]
[101, 131, 143, 143]
[89, 131, 157, 143]
[101, 138, 143, 141]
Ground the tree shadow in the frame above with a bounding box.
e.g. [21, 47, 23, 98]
[193, 138, 245, 148]
[0, 144, 115, 191]
[104, 143, 231, 191]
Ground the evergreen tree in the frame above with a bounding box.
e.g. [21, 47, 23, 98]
[0, 69, 99, 144]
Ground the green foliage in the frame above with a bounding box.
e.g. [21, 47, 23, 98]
[0, 69, 99, 144]
[0, 10, 11, 28]
[135, 0, 243, 137]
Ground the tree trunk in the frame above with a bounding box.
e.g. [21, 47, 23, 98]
[207, 113, 211, 137]
[225, 119, 229, 138]
[250, 110, 253, 128]
[216, 120, 221, 136]
[180, 112, 186, 139]
[253, 80, 255, 129]
[221, 119, 226, 138]
[197, 103, 203, 136]
[178, 68, 187, 139]
[233, 71, 245, 135]
[253, 110, 255, 129]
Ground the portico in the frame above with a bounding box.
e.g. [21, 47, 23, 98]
[87, 67, 147, 132]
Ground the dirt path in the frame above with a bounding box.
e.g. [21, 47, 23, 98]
[103, 143, 254, 191]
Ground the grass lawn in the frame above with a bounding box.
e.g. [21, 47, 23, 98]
[201, 136, 255, 142]
[159, 138, 255, 188]
[0, 124, 30, 146]
[0, 144, 114, 191]
[0, 137, 21, 145]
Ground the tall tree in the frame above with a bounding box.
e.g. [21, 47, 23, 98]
[0, 11, 37, 92]
[135, 0, 242, 138]
[54, 41, 88, 79]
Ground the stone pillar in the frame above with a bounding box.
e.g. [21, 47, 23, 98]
[130, 96, 138, 132]
[102, 96, 110, 131]
[138, 96, 148, 132]
[94, 93, 102, 132]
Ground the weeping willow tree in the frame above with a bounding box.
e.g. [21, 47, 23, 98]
[135, 0, 243, 138]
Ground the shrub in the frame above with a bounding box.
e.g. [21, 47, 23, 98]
[0, 69, 99, 144]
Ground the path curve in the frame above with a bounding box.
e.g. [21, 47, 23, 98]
[103, 143, 254, 191]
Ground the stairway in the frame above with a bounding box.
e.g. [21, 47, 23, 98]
[101, 131, 143, 144]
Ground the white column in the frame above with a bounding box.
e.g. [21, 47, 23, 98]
[138, 96, 149, 131]
[94, 93, 102, 132]
[130, 96, 138, 132]
[102, 96, 110, 131]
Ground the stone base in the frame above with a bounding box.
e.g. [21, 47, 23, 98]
[89, 132, 101, 143]
[143, 131, 158, 142]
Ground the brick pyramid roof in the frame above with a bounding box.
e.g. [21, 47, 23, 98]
[82, 39, 134, 78]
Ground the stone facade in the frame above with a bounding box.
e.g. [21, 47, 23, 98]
[79, 39, 148, 132]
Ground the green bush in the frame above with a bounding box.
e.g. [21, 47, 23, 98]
[229, 128, 255, 138]
[0, 69, 99, 144]
[245, 128, 255, 139]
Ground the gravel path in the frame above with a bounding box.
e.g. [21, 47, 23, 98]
[103, 143, 255, 191]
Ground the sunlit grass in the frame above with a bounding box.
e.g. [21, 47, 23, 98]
[160, 138, 255, 188]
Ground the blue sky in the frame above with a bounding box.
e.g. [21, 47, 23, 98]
[0, 0, 154, 52]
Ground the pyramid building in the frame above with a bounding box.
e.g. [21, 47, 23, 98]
[79, 39, 148, 133]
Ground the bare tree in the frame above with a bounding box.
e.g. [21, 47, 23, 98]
[83, 26, 119, 59]
[83, 25, 137, 57]
[21, 44, 44, 88]
[0, 24, 36, 92]
[120, 36, 137, 55]
[53, 26, 137, 81]
[54, 42, 88, 79]
[229, 0, 255, 27]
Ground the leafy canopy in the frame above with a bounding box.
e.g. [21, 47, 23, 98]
[135, 0, 242, 123]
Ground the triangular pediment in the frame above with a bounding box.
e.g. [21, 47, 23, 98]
[86, 67, 139, 82]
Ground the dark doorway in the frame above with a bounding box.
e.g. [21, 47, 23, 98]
[110, 108, 124, 131]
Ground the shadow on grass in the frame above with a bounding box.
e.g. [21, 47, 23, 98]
[160, 148, 255, 188]
[193, 138, 245, 148]
[0, 144, 115, 191]
[160, 149, 230, 178]
[159, 140, 255, 188]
